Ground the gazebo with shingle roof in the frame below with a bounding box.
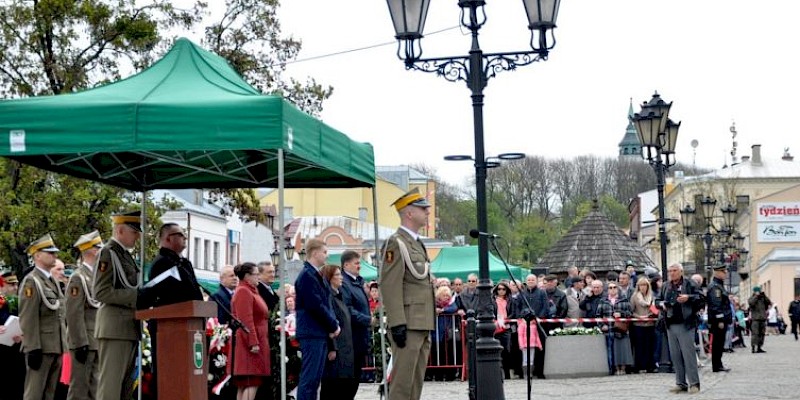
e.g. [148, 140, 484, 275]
[537, 201, 655, 278]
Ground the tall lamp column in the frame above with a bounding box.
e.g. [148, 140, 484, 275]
[385, 1, 562, 399]
[631, 92, 681, 279]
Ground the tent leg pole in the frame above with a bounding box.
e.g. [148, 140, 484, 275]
[372, 188, 388, 397]
[278, 149, 287, 400]
[138, 190, 147, 400]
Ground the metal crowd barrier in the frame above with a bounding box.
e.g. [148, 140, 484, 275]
[361, 312, 467, 382]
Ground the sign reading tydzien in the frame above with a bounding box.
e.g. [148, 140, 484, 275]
[757, 202, 800, 242]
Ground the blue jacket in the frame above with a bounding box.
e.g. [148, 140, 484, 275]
[295, 262, 339, 340]
[340, 272, 372, 355]
[210, 287, 233, 325]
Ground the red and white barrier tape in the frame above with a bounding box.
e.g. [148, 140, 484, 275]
[525, 317, 658, 324]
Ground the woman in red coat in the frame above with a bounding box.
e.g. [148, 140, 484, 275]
[229, 262, 271, 400]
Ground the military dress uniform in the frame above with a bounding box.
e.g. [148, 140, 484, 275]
[66, 231, 104, 400]
[19, 234, 68, 400]
[706, 265, 733, 372]
[380, 189, 435, 400]
[94, 212, 143, 400]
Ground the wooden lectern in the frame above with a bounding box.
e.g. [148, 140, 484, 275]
[136, 300, 217, 400]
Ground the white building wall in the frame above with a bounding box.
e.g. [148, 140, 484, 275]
[240, 221, 273, 264]
[161, 210, 227, 272]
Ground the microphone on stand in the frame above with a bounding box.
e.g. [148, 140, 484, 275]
[199, 285, 249, 333]
[469, 229, 501, 239]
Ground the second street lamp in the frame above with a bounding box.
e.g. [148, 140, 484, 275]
[632, 92, 681, 280]
[386, 1, 561, 399]
[679, 195, 740, 283]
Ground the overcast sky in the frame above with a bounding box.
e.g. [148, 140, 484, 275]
[197, 1, 800, 187]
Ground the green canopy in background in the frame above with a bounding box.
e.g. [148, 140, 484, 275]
[327, 246, 525, 284]
[430, 246, 526, 284]
[326, 252, 379, 282]
[0, 38, 374, 190]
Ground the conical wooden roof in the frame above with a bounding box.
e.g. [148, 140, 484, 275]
[537, 201, 655, 275]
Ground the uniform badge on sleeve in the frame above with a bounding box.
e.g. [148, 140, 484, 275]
[385, 251, 394, 264]
[71, 286, 79, 297]
[99, 261, 108, 272]
[24, 286, 33, 298]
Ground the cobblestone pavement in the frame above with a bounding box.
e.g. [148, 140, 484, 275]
[355, 333, 799, 399]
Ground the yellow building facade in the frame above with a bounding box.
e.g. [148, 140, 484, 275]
[663, 145, 800, 310]
[259, 176, 438, 238]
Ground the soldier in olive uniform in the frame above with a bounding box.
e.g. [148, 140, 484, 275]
[19, 233, 68, 400]
[94, 211, 153, 400]
[379, 188, 436, 400]
[706, 264, 733, 372]
[66, 231, 104, 400]
[748, 285, 771, 353]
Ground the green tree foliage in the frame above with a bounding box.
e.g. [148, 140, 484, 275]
[0, 0, 330, 267]
[0, 0, 204, 97]
[0, 159, 179, 274]
[203, 0, 333, 117]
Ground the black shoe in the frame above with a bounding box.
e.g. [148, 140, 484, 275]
[712, 367, 731, 372]
[752, 347, 756, 353]
[756, 348, 766, 353]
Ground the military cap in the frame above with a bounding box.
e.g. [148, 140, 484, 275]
[74, 230, 103, 252]
[753, 286, 762, 293]
[112, 210, 142, 232]
[1, 271, 18, 284]
[543, 274, 558, 282]
[26, 233, 60, 255]
[712, 264, 728, 271]
[391, 187, 431, 211]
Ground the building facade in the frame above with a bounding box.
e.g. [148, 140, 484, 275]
[661, 145, 800, 310]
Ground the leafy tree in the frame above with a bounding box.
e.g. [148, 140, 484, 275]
[203, 0, 333, 117]
[0, 159, 179, 275]
[0, 0, 331, 268]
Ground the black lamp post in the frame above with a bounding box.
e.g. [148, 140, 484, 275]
[270, 249, 280, 267]
[631, 92, 681, 280]
[679, 195, 739, 283]
[385, 1, 561, 398]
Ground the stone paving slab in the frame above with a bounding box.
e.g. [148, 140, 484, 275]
[355, 334, 799, 399]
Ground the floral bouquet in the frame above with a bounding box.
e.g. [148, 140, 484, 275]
[206, 318, 232, 395]
[270, 310, 302, 398]
[548, 326, 603, 336]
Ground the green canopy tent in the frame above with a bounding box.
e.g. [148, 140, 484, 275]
[430, 246, 526, 284]
[0, 38, 380, 399]
[0, 38, 374, 190]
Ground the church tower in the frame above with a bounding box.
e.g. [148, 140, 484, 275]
[618, 98, 642, 159]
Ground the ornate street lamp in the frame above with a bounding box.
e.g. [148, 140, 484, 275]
[270, 249, 280, 267]
[385, 1, 561, 398]
[284, 242, 295, 261]
[680, 195, 740, 282]
[298, 248, 307, 262]
[632, 92, 681, 280]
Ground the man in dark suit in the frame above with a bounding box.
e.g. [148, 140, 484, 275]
[146, 223, 204, 399]
[257, 261, 279, 313]
[210, 265, 238, 324]
[339, 250, 371, 398]
[255, 261, 278, 400]
[295, 239, 340, 400]
[147, 223, 203, 307]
